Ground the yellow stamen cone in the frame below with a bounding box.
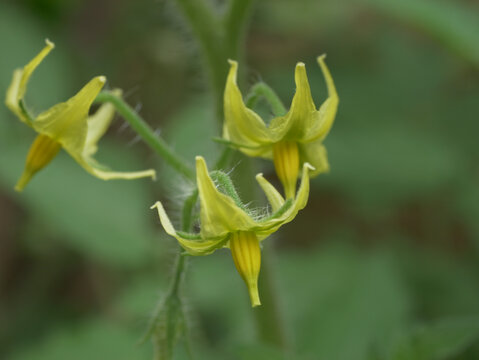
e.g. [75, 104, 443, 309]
[230, 231, 261, 307]
[15, 134, 61, 191]
[273, 141, 299, 199]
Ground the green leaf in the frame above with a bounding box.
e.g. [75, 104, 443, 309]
[388, 317, 479, 360]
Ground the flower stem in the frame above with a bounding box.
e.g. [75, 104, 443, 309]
[245, 82, 287, 116]
[174, 0, 225, 120]
[173, 0, 255, 121]
[224, 0, 255, 63]
[94, 91, 195, 181]
[149, 190, 198, 360]
[253, 246, 288, 350]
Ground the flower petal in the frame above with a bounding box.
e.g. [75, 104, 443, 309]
[303, 55, 339, 143]
[33, 76, 106, 153]
[5, 39, 55, 124]
[196, 156, 256, 238]
[223, 60, 272, 157]
[255, 173, 285, 212]
[151, 201, 228, 255]
[269, 62, 316, 142]
[84, 89, 122, 157]
[34, 78, 155, 181]
[255, 162, 313, 239]
[299, 139, 330, 178]
[75, 156, 156, 181]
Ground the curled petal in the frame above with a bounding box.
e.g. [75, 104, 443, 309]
[256, 173, 285, 212]
[223, 60, 271, 157]
[303, 55, 339, 142]
[255, 162, 314, 239]
[75, 156, 156, 181]
[5, 39, 55, 124]
[84, 89, 122, 157]
[151, 201, 227, 255]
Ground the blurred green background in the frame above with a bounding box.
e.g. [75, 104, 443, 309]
[1, 0, 479, 359]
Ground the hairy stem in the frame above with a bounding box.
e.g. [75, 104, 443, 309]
[224, 0, 255, 65]
[245, 82, 287, 117]
[94, 92, 194, 181]
[174, 0, 225, 120]
[253, 247, 288, 351]
[174, 0, 255, 121]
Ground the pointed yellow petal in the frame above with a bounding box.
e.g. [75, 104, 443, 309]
[84, 89, 122, 157]
[196, 156, 256, 238]
[269, 62, 316, 142]
[256, 173, 285, 213]
[74, 156, 156, 181]
[223, 60, 271, 157]
[303, 55, 339, 142]
[33, 76, 106, 153]
[256, 162, 314, 239]
[33, 78, 155, 181]
[5, 39, 55, 124]
[151, 201, 228, 255]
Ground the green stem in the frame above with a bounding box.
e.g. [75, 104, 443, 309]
[245, 82, 287, 116]
[168, 252, 187, 304]
[213, 147, 233, 170]
[174, 0, 256, 121]
[253, 247, 288, 351]
[174, 0, 225, 120]
[19, 100, 35, 125]
[150, 190, 197, 360]
[94, 92, 195, 181]
[167, 0, 288, 355]
[224, 0, 255, 62]
[181, 189, 199, 233]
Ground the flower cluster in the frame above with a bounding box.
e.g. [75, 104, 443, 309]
[152, 56, 338, 306]
[6, 41, 338, 307]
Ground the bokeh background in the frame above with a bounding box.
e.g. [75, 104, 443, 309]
[1, 0, 479, 359]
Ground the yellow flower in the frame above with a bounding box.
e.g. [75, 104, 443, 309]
[223, 55, 338, 198]
[151, 156, 314, 307]
[5, 40, 156, 191]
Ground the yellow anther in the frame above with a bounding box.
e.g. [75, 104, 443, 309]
[230, 231, 261, 307]
[15, 134, 61, 191]
[273, 141, 299, 199]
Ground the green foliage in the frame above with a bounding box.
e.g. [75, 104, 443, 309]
[388, 318, 479, 360]
[9, 320, 151, 360]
